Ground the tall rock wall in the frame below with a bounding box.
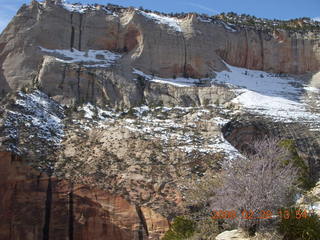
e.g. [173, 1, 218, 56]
[0, 151, 169, 240]
[0, 0, 319, 107]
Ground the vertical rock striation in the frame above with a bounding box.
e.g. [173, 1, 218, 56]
[0, 152, 169, 240]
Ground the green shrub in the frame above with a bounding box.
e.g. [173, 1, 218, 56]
[279, 139, 315, 190]
[162, 217, 195, 240]
[278, 208, 320, 240]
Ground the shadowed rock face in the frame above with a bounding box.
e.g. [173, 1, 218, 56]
[222, 117, 320, 182]
[0, 152, 169, 240]
[0, 1, 319, 106]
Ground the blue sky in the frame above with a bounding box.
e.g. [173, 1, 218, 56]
[1, 0, 320, 32]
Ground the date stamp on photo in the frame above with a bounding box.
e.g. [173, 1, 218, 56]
[211, 209, 310, 220]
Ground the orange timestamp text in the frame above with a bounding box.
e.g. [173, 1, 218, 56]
[211, 209, 310, 220]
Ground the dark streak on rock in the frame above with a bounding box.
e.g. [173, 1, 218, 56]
[42, 177, 52, 240]
[68, 183, 74, 240]
[135, 205, 149, 240]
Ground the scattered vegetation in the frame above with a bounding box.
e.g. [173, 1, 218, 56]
[182, 170, 225, 239]
[279, 139, 315, 190]
[162, 216, 196, 240]
[278, 208, 320, 240]
[20, 83, 36, 94]
[216, 13, 320, 34]
[211, 138, 299, 234]
[137, 75, 147, 89]
[184, 138, 301, 238]
[66, 2, 320, 35]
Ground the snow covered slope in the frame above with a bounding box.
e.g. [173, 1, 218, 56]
[213, 64, 320, 126]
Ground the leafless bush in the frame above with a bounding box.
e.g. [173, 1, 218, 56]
[211, 137, 299, 234]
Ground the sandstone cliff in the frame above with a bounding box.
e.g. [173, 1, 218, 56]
[0, 151, 169, 240]
[0, 0, 319, 107]
[0, 1, 320, 239]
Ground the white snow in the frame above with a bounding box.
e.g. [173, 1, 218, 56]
[197, 16, 212, 23]
[82, 103, 95, 119]
[212, 116, 230, 126]
[133, 69, 152, 80]
[62, 2, 89, 13]
[40, 47, 121, 68]
[102, 7, 118, 16]
[304, 86, 320, 94]
[139, 11, 182, 32]
[231, 90, 316, 122]
[77, 103, 120, 123]
[312, 17, 320, 22]
[151, 78, 200, 87]
[220, 21, 238, 32]
[133, 68, 202, 87]
[133, 105, 150, 116]
[56, 1, 118, 16]
[213, 63, 320, 124]
[214, 64, 301, 98]
[177, 134, 242, 161]
[208, 135, 243, 161]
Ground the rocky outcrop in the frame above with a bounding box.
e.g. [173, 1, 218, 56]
[297, 180, 320, 216]
[222, 117, 320, 182]
[215, 230, 249, 240]
[0, 1, 319, 106]
[0, 151, 169, 240]
[215, 229, 282, 240]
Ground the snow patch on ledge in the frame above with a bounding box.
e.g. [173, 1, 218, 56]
[138, 11, 182, 32]
[40, 47, 121, 68]
[133, 68, 202, 87]
[220, 21, 238, 32]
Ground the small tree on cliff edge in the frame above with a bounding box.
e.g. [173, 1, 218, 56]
[211, 138, 299, 235]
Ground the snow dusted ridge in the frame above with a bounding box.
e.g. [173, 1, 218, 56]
[40, 47, 121, 68]
[138, 11, 182, 32]
[3, 91, 65, 155]
[61, 2, 89, 14]
[47, 0, 117, 15]
[213, 64, 320, 125]
[133, 69, 206, 87]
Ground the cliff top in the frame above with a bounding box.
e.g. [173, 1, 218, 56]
[33, 0, 320, 34]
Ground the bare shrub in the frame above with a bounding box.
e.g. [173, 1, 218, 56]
[210, 137, 299, 234]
